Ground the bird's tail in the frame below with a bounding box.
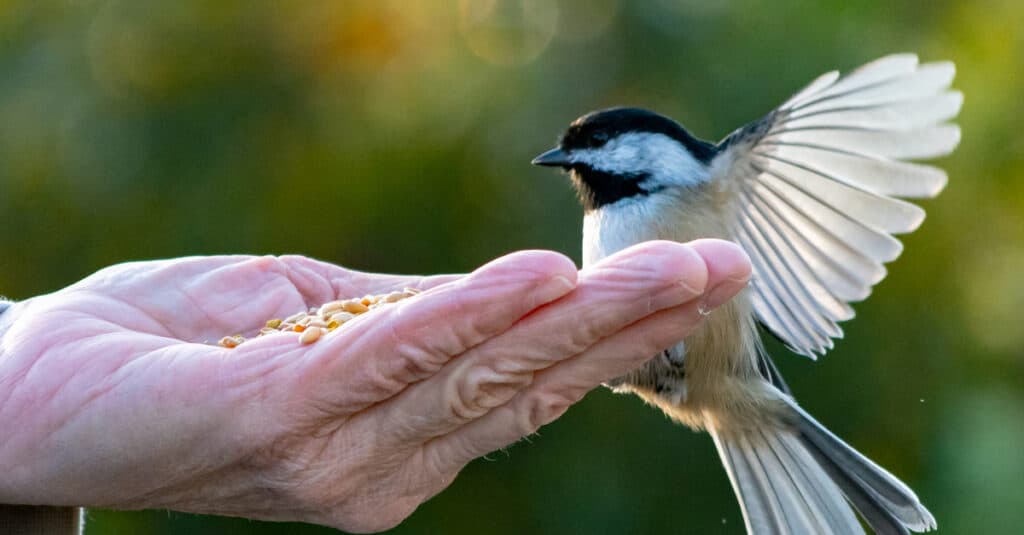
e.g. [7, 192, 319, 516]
[709, 399, 936, 535]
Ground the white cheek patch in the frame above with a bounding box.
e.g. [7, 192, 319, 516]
[570, 132, 711, 189]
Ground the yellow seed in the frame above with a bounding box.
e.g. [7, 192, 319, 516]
[299, 326, 323, 344]
[319, 301, 345, 316]
[342, 301, 369, 314]
[219, 336, 243, 348]
[217, 290, 429, 349]
[329, 311, 355, 323]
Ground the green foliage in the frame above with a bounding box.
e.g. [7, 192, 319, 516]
[1, 0, 1021, 532]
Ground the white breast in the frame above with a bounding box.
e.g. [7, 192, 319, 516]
[584, 199, 652, 267]
[582, 189, 725, 267]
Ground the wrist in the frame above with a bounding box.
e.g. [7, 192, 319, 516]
[0, 299, 83, 533]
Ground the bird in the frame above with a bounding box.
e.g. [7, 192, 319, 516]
[531, 54, 960, 535]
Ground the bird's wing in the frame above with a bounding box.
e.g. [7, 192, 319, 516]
[710, 53, 961, 358]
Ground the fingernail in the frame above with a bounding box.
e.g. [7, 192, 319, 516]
[702, 277, 749, 311]
[535, 275, 576, 304]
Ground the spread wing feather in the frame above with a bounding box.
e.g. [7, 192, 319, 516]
[713, 54, 961, 358]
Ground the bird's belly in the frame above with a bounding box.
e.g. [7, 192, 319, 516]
[583, 200, 769, 430]
[610, 291, 766, 429]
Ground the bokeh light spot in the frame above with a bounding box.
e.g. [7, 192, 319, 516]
[458, 0, 559, 66]
[554, 0, 619, 43]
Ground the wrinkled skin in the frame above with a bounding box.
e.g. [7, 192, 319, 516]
[0, 240, 750, 532]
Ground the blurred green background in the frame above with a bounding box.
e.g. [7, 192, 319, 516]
[2, 0, 1022, 533]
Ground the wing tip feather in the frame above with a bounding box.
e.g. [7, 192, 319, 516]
[926, 168, 949, 198]
[849, 53, 919, 78]
[918, 60, 957, 89]
[947, 90, 965, 115]
[729, 53, 957, 360]
[896, 204, 928, 234]
[921, 59, 955, 76]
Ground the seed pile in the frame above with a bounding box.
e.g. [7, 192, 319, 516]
[217, 288, 421, 349]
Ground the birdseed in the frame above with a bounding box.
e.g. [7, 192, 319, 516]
[216, 287, 421, 348]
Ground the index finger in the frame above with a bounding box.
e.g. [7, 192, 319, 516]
[287, 250, 580, 414]
[274, 255, 464, 300]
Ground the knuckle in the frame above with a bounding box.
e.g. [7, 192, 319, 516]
[448, 363, 533, 422]
[403, 285, 493, 355]
[558, 311, 612, 355]
[384, 320, 451, 383]
[562, 326, 596, 356]
[517, 389, 579, 435]
[447, 281, 508, 340]
[420, 443, 452, 479]
[418, 441, 469, 484]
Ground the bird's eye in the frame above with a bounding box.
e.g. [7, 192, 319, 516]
[590, 132, 608, 146]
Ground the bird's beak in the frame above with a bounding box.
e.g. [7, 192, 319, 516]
[531, 147, 571, 167]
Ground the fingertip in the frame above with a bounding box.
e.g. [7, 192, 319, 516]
[605, 240, 710, 296]
[688, 239, 752, 309]
[688, 239, 752, 285]
[514, 249, 579, 284]
[471, 249, 578, 289]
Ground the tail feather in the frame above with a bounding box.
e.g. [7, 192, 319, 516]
[766, 430, 860, 532]
[715, 432, 775, 531]
[802, 438, 912, 535]
[713, 427, 865, 535]
[710, 401, 935, 535]
[791, 401, 937, 533]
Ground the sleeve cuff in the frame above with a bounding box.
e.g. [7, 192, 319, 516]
[0, 505, 82, 534]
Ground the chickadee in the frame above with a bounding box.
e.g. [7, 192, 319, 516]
[533, 54, 960, 535]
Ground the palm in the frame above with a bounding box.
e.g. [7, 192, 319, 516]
[0, 255, 455, 508]
[44, 255, 448, 342]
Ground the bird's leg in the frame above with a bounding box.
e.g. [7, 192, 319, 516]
[604, 343, 688, 404]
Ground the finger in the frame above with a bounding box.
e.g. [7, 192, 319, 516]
[418, 239, 752, 470]
[687, 239, 752, 309]
[79, 255, 463, 341]
[291, 249, 579, 414]
[75, 255, 276, 340]
[361, 240, 712, 447]
[422, 302, 705, 472]
[274, 255, 463, 303]
[170, 255, 462, 340]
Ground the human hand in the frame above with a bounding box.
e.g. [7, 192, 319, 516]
[0, 240, 750, 532]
